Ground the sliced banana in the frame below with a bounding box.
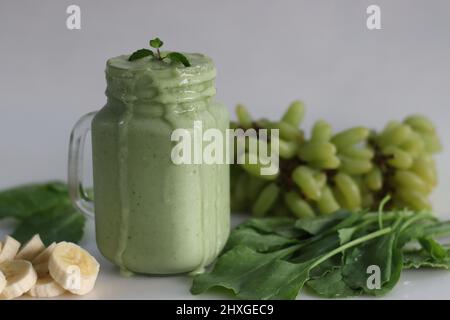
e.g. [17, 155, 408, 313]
[0, 270, 5, 294]
[16, 234, 45, 261]
[32, 242, 56, 277]
[49, 242, 99, 295]
[0, 260, 37, 300]
[28, 275, 66, 298]
[0, 236, 21, 263]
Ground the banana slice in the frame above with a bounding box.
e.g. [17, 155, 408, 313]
[16, 234, 45, 261]
[49, 242, 99, 295]
[0, 236, 21, 263]
[28, 275, 66, 298]
[0, 270, 5, 294]
[0, 260, 37, 300]
[32, 242, 56, 277]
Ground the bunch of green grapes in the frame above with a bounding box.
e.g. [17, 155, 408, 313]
[230, 101, 442, 218]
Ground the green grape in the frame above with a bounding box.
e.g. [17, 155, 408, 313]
[314, 172, 327, 190]
[292, 166, 322, 200]
[339, 146, 374, 160]
[317, 186, 340, 215]
[393, 170, 431, 194]
[311, 120, 332, 142]
[334, 173, 361, 210]
[421, 133, 442, 154]
[230, 102, 441, 217]
[382, 120, 401, 133]
[361, 191, 374, 209]
[411, 156, 437, 186]
[268, 121, 302, 141]
[383, 146, 413, 169]
[236, 104, 253, 129]
[365, 167, 383, 191]
[331, 127, 370, 149]
[400, 132, 425, 157]
[310, 156, 341, 170]
[332, 186, 350, 210]
[404, 115, 436, 135]
[284, 192, 315, 218]
[396, 188, 431, 211]
[378, 123, 413, 147]
[276, 137, 298, 159]
[298, 142, 336, 162]
[339, 156, 373, 175]
[238, 152, 279, 181]
[252, 183, 280, 217]
[281, 100, 305, 128]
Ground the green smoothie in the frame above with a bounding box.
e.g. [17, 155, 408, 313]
[91, 53, 230, 274]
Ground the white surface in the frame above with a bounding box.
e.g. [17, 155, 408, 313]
[3, 211, 450, 300]
[0, 0, 450, 299]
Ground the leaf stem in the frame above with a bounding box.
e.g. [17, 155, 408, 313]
[310, 227, 392, 270]
[378, 195, 391, 230]
[156, 48, 161, 60]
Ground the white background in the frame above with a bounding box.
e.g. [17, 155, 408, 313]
[0, 0, 449, 299]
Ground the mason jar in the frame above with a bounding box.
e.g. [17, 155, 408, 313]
[68, 53, 230, 275]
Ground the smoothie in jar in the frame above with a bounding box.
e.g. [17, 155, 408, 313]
[91, 53, 230, 274]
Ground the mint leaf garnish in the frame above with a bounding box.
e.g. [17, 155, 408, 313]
[128, 37, 191, 67]
[166, 52, 191, 67]
[149, 38, 163, 49]
[128, 49, 154, 61]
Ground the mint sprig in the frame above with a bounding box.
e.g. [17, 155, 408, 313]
[128, 37, 191, 67]
[129, 49, 154, 61]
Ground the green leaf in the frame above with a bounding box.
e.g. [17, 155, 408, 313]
[191, 245, 306, 299]
[295, 210, 352, 235]
[291, 233, 340, 263]
[149, 37, 163, 48]
[338, 227, 356, 245]
[309, 254, 341, 278]
[404, 249, 450, 269]
[419, 236, 448, 261]
[224, 228, 298, 253]
[0, 182, 68, 220]
[12, 200, 85, 246]
[128, 49, 154, 61]
[308, 267, 361, 298]
[240, 217, 305, 238]
[166, 52, 191, 67]
[341, 231, 400, 295]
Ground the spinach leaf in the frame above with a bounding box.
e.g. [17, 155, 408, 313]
[419, 237, 448, 261]
[404, 249, 450, 269]
[294, 210, 352, 235]
[291, 233, 340, 263]
[341, 231, 398, 295]
[308, 267, 361, 298]
[338, 227, 356, 245]
[191, 245, 302, 299]
[12, 200, 85, 246]
[0, 181, 68, 219]
[224, 227, 298, 253]
[0, 182, 86, 245]
[240, 217, 305, 238]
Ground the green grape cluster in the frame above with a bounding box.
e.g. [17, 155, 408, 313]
[230, 101, 442, 218]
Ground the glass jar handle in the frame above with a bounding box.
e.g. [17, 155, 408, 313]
[68, 112, 97, 219]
